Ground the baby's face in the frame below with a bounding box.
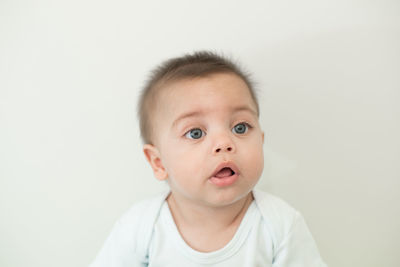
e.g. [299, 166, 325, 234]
[147, 73, 264, 207]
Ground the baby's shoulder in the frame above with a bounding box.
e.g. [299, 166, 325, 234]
[108, 190, 169, 252]
[89, 191, 170, 266]
[253, 189, 299, 217]
[252, 189, 301, 244]
[116, 190, 170, 233]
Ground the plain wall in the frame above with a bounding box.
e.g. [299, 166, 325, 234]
[1, 0, 399, 266]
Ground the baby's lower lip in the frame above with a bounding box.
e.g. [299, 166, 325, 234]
[208, 173, 238, 187]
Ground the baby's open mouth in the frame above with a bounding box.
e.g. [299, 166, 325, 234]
[210, 165, 238, 187]
[215, 167, 235, 178]
[209, 162, 239, 186]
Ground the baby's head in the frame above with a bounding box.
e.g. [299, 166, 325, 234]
[138, 51, 264, 207]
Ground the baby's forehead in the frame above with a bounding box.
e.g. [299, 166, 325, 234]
[153, 74, 257, 118]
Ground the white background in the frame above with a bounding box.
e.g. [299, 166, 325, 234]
[1, 1, 399, 266]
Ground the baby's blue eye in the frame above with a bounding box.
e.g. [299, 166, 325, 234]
[185, 128, 204, 139]
[232, 123, 249, 134]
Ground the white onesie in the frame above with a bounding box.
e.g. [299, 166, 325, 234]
[89, 190, 327, 267]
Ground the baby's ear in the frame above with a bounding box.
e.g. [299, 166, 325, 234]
[143, 144, 168, 181]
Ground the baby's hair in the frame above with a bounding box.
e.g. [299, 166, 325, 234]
[137, 50, 259, 145]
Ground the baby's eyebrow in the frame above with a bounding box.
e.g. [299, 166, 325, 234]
[233, 106, 257, 116]
[172, 111, 203, 129]
[172, 106, 257, 129]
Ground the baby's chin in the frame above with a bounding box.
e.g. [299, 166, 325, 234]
[202, 189, 254, 208]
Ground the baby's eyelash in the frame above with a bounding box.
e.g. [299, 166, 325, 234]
[236, 122, 253, 128]
[231, 122, 253, 135]
[183, 127, 206, 139]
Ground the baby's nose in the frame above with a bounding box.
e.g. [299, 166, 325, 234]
[213, 134, 236, 154]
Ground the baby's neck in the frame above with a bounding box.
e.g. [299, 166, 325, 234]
[166, 192, 254, 252]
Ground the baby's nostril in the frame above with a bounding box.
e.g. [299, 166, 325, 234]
[215, 147, 232, 153]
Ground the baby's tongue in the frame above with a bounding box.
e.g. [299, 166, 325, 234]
[215, 168, 232, 178]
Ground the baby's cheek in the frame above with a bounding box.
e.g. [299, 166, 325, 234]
[247, 147, 264, 174]
[171, 160, 196, 179]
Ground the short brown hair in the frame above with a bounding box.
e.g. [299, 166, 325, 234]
[137, 51, 259, 144]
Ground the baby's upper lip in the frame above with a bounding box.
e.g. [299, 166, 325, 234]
[211, 161, 240, 178]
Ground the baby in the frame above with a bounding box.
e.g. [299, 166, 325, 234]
[90, 51, 327, 266]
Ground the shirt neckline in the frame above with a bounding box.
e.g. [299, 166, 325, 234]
[161, 197, 258, 264]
